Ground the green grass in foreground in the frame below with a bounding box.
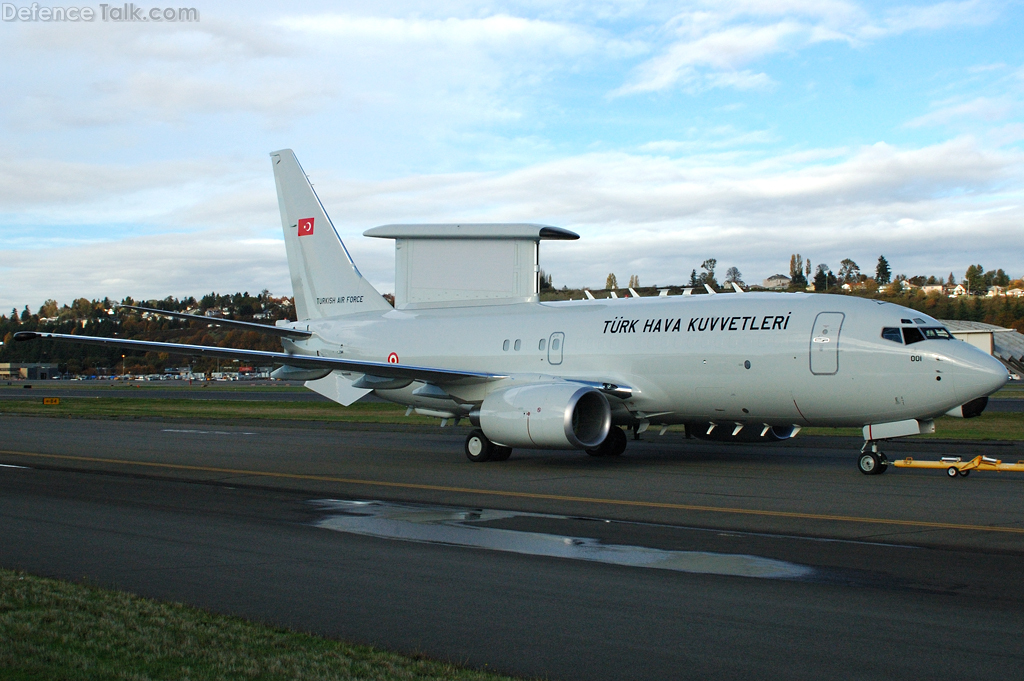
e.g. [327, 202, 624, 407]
[0, 568, 518, 681]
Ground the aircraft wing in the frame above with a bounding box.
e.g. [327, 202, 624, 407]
[13, 331, 504, 385]
[117, 305, 312, 339]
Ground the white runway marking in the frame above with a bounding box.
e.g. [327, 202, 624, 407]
[161, 429, 256, 435]
[0, 463, 29, 469]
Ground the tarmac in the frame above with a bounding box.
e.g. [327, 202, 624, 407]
[2, 414, 1023, 680]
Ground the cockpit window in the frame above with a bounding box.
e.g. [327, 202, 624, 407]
[902, 327, 926, 345]
[922, 327, 952, 339]
[913, 318, 927, 324]
[881, 327, 903, 344]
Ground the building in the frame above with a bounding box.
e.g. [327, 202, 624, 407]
[940, 320, 1024, 377]
[0, 363, 60, 380]
[948, 284, 967, 297]
[762, 274, 791, 290]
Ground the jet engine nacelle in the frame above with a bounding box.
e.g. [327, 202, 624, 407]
[479, 383, 611, 449]
[945, 396, 988, 418]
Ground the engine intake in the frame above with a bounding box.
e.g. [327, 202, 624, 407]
[479, 383, 611, 449]
[945, 396, 988, 418]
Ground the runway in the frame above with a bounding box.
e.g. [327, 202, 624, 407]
[2, 415, 1023, 680]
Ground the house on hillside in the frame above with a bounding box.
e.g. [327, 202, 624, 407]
[948, 284, 967, 297]
[763, 274, 791, 289]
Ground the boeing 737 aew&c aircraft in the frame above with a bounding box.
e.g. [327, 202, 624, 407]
[16, 149, 1009, 474]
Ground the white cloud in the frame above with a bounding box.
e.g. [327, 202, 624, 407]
[867, 0, 998, 38]
[906, 96, 1014, 128]
[276, 13, 609, 55]
[0, 2, 1020, 310]
[3, 136, 1021, 310]
[0, 156, 225, 209]
[613, 20, 820, 95]
[613, 0, 1000, 96]
[0, 229, 290, 312]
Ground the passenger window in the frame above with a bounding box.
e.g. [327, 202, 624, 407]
[514, 339, 521, 351]
[539, 338, 546, 351]
[502, 339, 510, 351]
[903, 327, 925, 345]
[552, 338, 560, 351]
[881, 328, 903, 344]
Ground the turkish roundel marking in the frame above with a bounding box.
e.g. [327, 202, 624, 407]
[387, 352, 399, 364]
[298, 217, 314, 236]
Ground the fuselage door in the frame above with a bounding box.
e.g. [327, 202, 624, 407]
[810, 312, 844, 375]
[547, 332, 564, 365]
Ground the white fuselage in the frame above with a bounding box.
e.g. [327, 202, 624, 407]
[290, 292, 1008, 429]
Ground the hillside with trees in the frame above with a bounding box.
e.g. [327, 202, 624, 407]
[5, 256, 1022, 377]
[1, 291, 295, 376]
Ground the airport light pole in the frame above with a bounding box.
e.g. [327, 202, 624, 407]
[122, 354, 125, 379]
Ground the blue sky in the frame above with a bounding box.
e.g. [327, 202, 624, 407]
[2, 0, 1023, 311]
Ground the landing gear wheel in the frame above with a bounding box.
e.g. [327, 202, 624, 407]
[491, 446, 513, 462]
[587, 427, 628, 457]
[959, 469, 970, 477]
[858, 453, 882, 475]
[947, 466, 959, 478]
[606, 426, 628, 456]
[465, 429, 492, 463]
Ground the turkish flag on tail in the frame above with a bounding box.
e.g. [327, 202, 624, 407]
[298, 217, 314, 236]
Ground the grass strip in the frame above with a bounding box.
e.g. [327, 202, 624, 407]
[2, 396, 1021, 440]
[802, 411, 1024, 441]
[0, 568, 519, 681]
[0, 398, 437, 425]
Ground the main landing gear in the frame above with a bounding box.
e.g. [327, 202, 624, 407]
[464, 427, 630, 462]
[858, 440, 889, 475]
[465, 429, 512, 463]
[587, 426, 628, 457]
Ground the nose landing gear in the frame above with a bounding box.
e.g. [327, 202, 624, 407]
[858, 441, 889, 475]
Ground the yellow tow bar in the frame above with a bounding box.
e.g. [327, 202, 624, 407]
[893, 455, 1024, 478]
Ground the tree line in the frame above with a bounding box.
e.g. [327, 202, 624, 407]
[4, 260, 1022, 376]
[786, 254, 1016, 295]
[1, 291, 295, 376]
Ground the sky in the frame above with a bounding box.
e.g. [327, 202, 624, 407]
[2, 0, 1023, 312]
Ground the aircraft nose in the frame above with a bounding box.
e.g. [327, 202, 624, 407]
[953, 347, 1009, 402]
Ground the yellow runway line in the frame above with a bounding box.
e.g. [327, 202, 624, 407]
[3, 449, 1024, 535]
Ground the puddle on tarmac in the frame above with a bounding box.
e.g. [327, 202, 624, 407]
[311, 499, 813, 581]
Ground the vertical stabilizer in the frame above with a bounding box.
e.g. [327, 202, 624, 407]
[270, 149, 392, 320]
